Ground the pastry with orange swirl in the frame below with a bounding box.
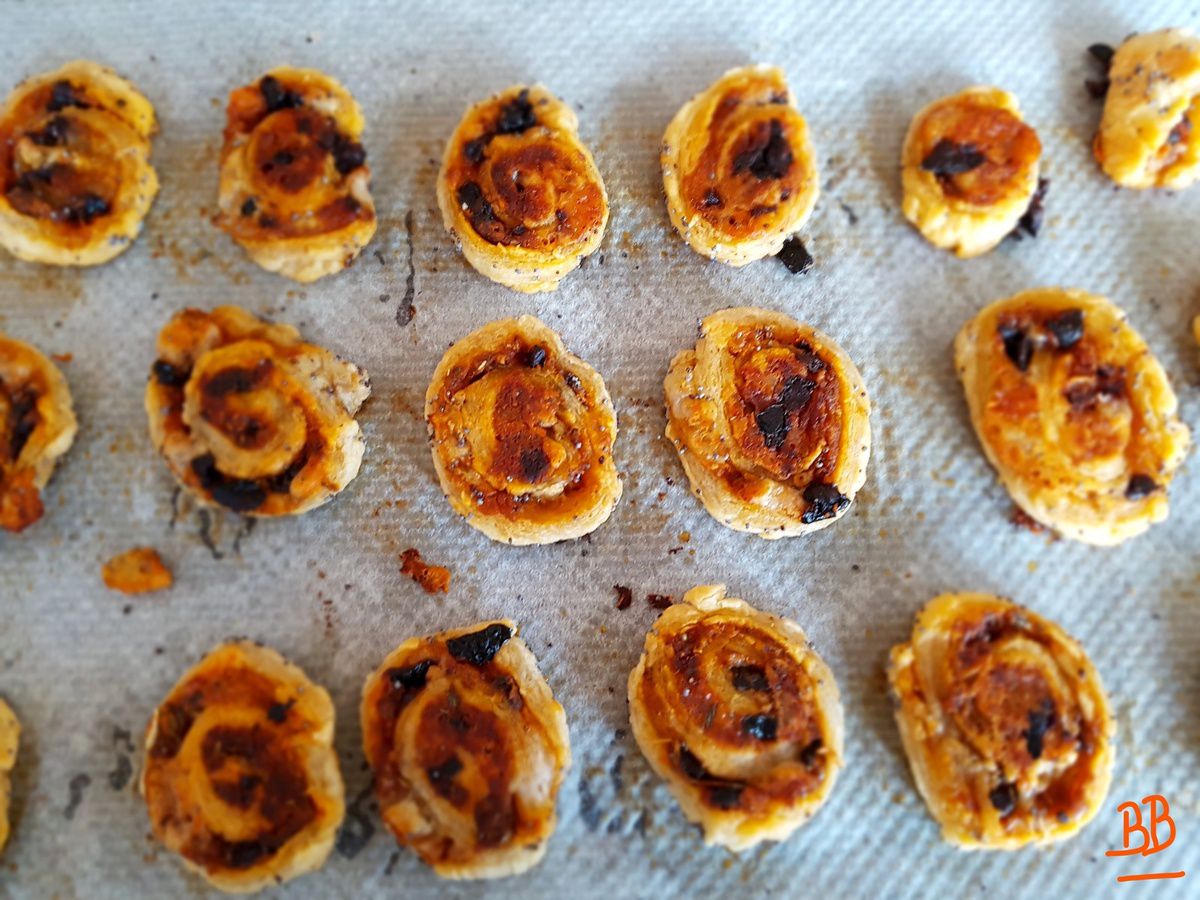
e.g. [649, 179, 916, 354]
[425, 316, 620, 544]
[361, 620, 571, 879]
[664, 307, 870, 538]
[0, 60, 158, 266]
[888, 593, 1115, 849]
[628, 585, 843, 851]
[1094, 29, 1200, 189]
[140, 641, 344, 892]
[955, 288, 1189, 545]
[0, 698, 18, 855]
[901, 86, 1043, 257]
[0, 333, 77, 533]
[661, 65, 819, 266]
[145, 305, 370, 517]
[437, 85, 607, 292]
[215, 67, 376, 282]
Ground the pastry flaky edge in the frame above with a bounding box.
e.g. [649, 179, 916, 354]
[627, 585, 845, 851]
[139, 640, 344, 893]
[0, 60, 159, 266]
[887, 593, 1115, 850]
[1094, 28, 1200, 190]
[901, 85, 1040, 258]
[0, 698, 19, 855]
[424, 315, 621, 545]
[661, 64, 820, 266]
[954, 287, 1190, 545]
[435, 85, 608, 293]
[664, 306, 871, 539]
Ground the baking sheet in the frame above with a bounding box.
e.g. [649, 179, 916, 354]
[1, 0, 1198, 897]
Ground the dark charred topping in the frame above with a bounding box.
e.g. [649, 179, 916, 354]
[266, 699, 294, 724]
[1013, 177, 1049, 239]
[731, 664, 769, 692]
[389, 660, 433, 691]
[240, 197, 257, 216]
[708, 784, 744, 809]
[776, 236, 813, 274]
[330, 138, 367, 175]
[519, 447, 550, 482]
[474, 796, 516, 847]
[456, 181, 496, 223]
[203, 365, 266, 396]
[463, 136, 488, 164]
[741, 714, 778, 741]
[46, 80, 88, 112]
[264, 450, 309, 495]
[446, 623, 512, 666]
[678, 745, 708, 781]
[794, 341, 826, 372]
[1045, 308, 1083, 350]
[989, 780, 1018, 817]
[149, 699, 200, 759]
[29, 115, 70, 147]
[563, 371, 582, 392]
[613, 584, 633, 610]
[798, 738, 824, 770]
[921, 139, 986, 176]
[801, 481, 849, 524]
[259, 75, 302, 113]
[781, 375, 816, 410]
[1064, 364, 1125, 411]
[1023, 699, 1055, 760]
[1125, 474, 1160, 500]
[701, 188, 722, 207]
[1168, 118, 1191, 146]
[62, 194, 110, 225]
[524, 345, 547, 368]
[496, 88, 537, 135]
[191, 453, 268, 512]
[732, 118, 793, 181]
[1085, 43, 1116, 98]
[1087, 43, 1115, 68]
[755, 404, 788, 450]
[5, 388, 39, 461]
[426, 756, 463, 797]
[646, 593, 673, 610]
[998, 321, 1034, 372]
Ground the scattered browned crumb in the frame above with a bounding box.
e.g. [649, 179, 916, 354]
[646, 593, 673, 610]
[51, 352, 73, 363]
[1010, 507, 1050, 535]
[613, 584, 633, 610]
[102, 547, 173, 594]
[400, 548, 451, 594]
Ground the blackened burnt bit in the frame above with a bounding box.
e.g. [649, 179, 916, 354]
[776, 236, 813, 274]
[446, 623, 513, 666]
[755, 404, 788, 450]
[989, 781, 1018, 817]
[1013, 177, 1049, 239]
[998, 321, 1034, 372]
[1045, 308, 1083, 350]
[921, 139, 986, 176]
[742, 714, 778, 741]
[732, 665, 769, 692]
[733, 119, 793, 180]
[191, 453, 267, 513]
[389, 659, 433, 690]
[613, 585, 633, 610]
[801, 481, 849, 524]
[524, 345, 547, 368]
[1125, 474, 1159, 500]
[520, 447, 550, 482]
[1023, 699, 1055, 760]
[708, 784, 744, 809]
[456, 181, 495, 223]
[47, 80, 88, 112]
[496, 88, 537, 135]
[260, 75, 302, 112]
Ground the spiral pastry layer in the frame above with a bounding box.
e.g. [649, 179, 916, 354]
[145, 305, 370, 517]
[437, 84, 607, 292]
[955, 287, 1189, 545]
[215, 67, 376, 282]
[425, 316, 620, 545]
[361, 620, 571, 879]
[664, 307, 870, 539]
[140, 641, 344, 892]
[0, 60, 158, 266]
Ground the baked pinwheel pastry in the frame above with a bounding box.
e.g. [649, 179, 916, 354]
[889, 593, 1115, 849]
[662, 65, 819, 266]
[425, 316, 620, 544]
[956, 288, 1189, 545]
[628, 585, 843, 851]
[361, 620, 571, 879]
[0, 60, 158, 266]
[1094, 29, 1200, 189]
[140, 641, 344, 892]
[0, 333, 77, 532]
[145, 305, 370, 517]
[664, 307, 870, 539]
[901, 86, 1042, 257]
[437, 85, 607, 292]
[215, 67, 376, 282]
[0, 698, 18, 854]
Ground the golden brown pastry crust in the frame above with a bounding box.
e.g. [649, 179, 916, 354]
[0, 60, 158, 266]
[425, 316, 620, 545]
[664, 307, 870, 539]
[888, 593, 1114, 850]
[215, 67, 376, 282]
[140, 641, 344, 893]
[437, 84, 607, 292]
[361, 620, 571, 879]
[1095, 29, 1200, 189]
[145, 306, 370, 518]
[955, 288, 1189, 545]
[901, 86, 1042, 258]
[0, 333, 77, 532]
[628, 585, 843, 851]
[0, 698, 18, 855]
[662, 65, 819, 266]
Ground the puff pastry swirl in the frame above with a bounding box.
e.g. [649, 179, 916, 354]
[140, 641, 344, 892]
[0, 333, 77, 532]
[955, 288, 1189, 545]
[361, 620, 571, 879]
[425, 316, 620, 545]
[215, 67, 376, 282]
[628, 585, 843, 851]
[145, 305, 370, 517]
[0, 60, 158, 266]
[888, 593, 1114, 850]
[662, 65, 819, 266]
[665, 307, 870, 538]
[437, 84, 607, 292]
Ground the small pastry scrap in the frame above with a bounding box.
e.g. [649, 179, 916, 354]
[425, 316, 620, 544]
[102, 546, 173, 594]
[628, 585, 843, 851]
[0, 698, 19, 854]
[662, 65, 819, 266]
[215, 68, 376, 282]
[361, 620, 571, 879]
[145, 305, 370, 517]
[437, 85, 607, 292]
[888, 593, 1115, 849]
[955, 288, 1189, 545]
[901, 86, 1042, 257]
[0, 333, 77, 532]
[1094, 29, 1200, 189]
[664, 307, 870, 539]
[140, 641, 344, 892]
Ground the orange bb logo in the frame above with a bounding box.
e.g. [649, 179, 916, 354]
[1106, 795, 1186, 883]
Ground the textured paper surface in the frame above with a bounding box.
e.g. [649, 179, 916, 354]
[0, 1, 1197, 897]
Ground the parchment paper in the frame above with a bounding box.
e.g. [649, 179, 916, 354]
[0, 1, 1197, 897]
